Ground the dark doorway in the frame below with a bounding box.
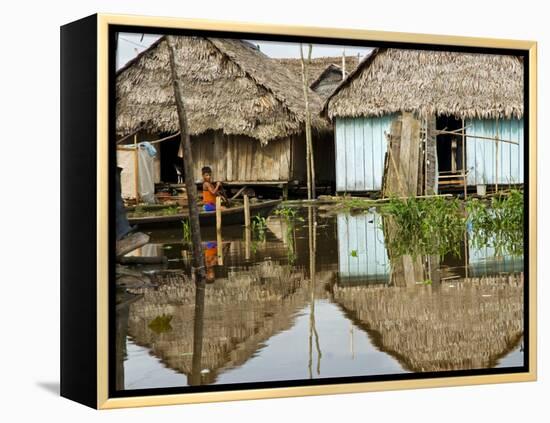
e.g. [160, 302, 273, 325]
[436, 115, 465, 173]
[159, 136, 183, 183]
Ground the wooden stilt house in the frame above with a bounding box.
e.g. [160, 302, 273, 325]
[116, 36, 330, 196]
[322, 48, 524, 194]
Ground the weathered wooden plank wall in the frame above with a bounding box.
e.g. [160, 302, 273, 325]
[335, 115, 395, 192]
[190, 130, 291, 182]
[383, 112, 423, 197]
[465, 118, 524, 186]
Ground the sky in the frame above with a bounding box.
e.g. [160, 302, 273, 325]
[116, 32, 373, 69]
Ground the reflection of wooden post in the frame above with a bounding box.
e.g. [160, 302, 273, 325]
[190, 279, 206, 386]
[243, 194, 251, 228]
[307, 206, 321, 377]
[244, 226, 251, 261]
[216, 196, 223, 265]
[133, 134, 139, 202]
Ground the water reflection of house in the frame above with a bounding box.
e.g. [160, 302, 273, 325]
[121, 262, 308, 387]
[337, 213, 523, 282]
[116, 36, 332, 197]
[330, 273, 524, 372]
[322, 49, 524, 193]
[337, 212, 389, 282]
[468, 242, 524, 277]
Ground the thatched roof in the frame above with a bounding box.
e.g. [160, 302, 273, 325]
[274, 56, 359, 88]
[323, 48, 524, 120]
[331, 273, 524, 372]
[310, 64, 345, 89]
[116, 36, 328, 144]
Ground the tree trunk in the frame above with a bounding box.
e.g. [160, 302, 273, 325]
[166, 36, 206, 282]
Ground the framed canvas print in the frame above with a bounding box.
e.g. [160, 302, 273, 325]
[60, 13, 537, 409]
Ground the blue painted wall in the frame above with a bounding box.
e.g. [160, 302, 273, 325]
[466, 118, 524, 186]
[335, 115, 395, 192]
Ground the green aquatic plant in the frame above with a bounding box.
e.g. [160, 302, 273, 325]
[466, 189, 524, 256]
[148, 314, 173, 334]
[252, 215, 268, 242]
[181, 218, 191, 243]
[381, 196, 465, 258]
[274, 207, 299, 264]
[274, 206, 305, 222]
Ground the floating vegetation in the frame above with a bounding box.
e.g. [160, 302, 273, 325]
[274, 206, 305, 222]
[467, 189, 524, 256]
[148, 314, 173, 334]
[252, 215, 268, 242]
[379, 191, 524, 259]
[382, 196, 465, 258]
[181, 218, 191, 243]
[129, 205, 180, 218]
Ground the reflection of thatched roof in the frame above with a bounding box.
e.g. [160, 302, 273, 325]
[331, 273, 524, 372]
[274, 56, 359, 87]
[323, 48, 524, 120]
[116, 36, 328, 143]
[126, 262, 309, 383]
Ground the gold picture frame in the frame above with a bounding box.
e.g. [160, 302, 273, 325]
[60, 13, 537, 409]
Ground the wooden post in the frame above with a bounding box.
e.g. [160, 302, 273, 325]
[166, 36, 206, 283]
[341, 48, 346, 80]
[216, 195, 223, 265]
[462, 118, 467, 199]
[423, 117, 428, 195]
[133, 134, 139, 203]
[300, 44, 315, 199]
[243, 194, 251, 228]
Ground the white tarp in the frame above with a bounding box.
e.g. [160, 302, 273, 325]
[117, 143, 160, 203]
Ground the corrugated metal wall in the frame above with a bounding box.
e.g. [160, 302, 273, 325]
[335, 115, 395, 191]
[466, 118, 524, 186]
[337, 213, 389, 280]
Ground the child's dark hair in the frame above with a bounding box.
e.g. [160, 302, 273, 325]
[201, 166, 212, 175]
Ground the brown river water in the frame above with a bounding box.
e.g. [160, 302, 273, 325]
[116, 205, 524, 390]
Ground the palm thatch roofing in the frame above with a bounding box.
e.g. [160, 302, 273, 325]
[331, 273, 524, 372]
[323, 48, 524, 120]
[274, 56, 360, 88]
[310, 64, 346, 90]
[116, 36, 328, 144]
